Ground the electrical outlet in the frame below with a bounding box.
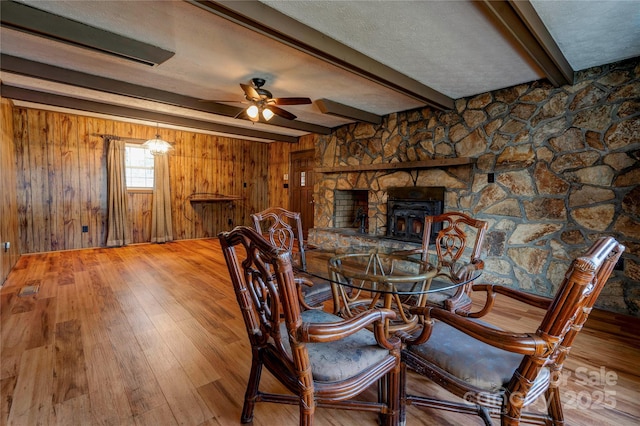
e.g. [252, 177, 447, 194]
[3, 242, 9, 252]
[488, 173, 495, 183]
[82, 225, 89, 233]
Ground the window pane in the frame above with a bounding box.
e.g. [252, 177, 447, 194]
[125, 144, 154, 188]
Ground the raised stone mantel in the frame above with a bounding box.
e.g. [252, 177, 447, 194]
[314, 158, 473, 173]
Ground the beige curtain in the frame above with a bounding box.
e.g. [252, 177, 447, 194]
[106, 138, 130, 247]
[150, 153, 173, 243]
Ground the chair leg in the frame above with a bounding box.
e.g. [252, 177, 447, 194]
[546, 387, 565, 426]
[241, 356, 263, 423]
[378, 365, 401, 426]
[399, 363, 407, 426]
[299, 397, 315, 426]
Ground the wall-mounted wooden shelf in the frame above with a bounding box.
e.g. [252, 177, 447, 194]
[314, 158, 474, 173]
[188, 195, 242, 203]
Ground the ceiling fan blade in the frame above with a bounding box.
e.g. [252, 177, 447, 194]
[268, 105, 297, 120]
[272, 97, 312, 105]
[240, 83, 260, 101]
[199, 99, 244, 103]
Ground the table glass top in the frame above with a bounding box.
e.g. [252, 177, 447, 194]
[291, 246, 481, 295]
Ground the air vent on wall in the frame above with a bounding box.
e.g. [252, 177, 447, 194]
[0, 1, 174, 66]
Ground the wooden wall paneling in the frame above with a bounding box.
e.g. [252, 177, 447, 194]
[168, 130, 181, 240]
[12, 107, 277, 251]
[242, 141, 269, 227]
[297, 134, 317, 151]
[194, 133, 213, 238]
[47, 111, 63, 252]
[61, 114, 82, 250]
[0, 100, 5, 282]
[1, 97, 20, 283]
[29, 109, 51, 253]
[268, 142, 291, 210]
[170, 130, 187, 241]
[14, 108, 31, 254]
[182, 131, 197, 240]
[76, 116, 91, 249]
[230, 139, 246, 229]
[79, 117, 108, 249]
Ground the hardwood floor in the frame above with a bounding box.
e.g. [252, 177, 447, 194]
[1, 239, 639, 425]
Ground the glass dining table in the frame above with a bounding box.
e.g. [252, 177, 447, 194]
[291, 246, 482, 336]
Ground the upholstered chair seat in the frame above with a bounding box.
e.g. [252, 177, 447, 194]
[282, 309, 392, 382]
[405, 318, 550, 397]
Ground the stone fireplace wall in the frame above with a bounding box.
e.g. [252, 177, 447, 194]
[310, 58, 640, 316]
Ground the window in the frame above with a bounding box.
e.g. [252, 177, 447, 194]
[125, 144, 154, 189]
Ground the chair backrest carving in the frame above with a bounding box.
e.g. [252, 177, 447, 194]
[422, 212, 488, 266]
[252, 207, 307, 270]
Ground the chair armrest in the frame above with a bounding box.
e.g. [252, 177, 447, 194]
[451, 259, 484, 282]
[294, 275, 314, 288]
[300, 309, 400, 351]
[407, 306, 551, 356]
[464, 283, 552, 318]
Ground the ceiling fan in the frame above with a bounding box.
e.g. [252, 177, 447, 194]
[236, 78, 311, 122]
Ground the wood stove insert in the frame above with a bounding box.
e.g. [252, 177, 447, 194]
[387, 187, 444, 244]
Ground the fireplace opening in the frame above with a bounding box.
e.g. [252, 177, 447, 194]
[387, 187, 444, 244]
[334, 190, 368, 231]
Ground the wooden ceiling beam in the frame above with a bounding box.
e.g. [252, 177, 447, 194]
[189, 0, 455, 111]
[2, 84, 301, 143]
[0, 54, 332, 136]
[480, 0, 573, 87]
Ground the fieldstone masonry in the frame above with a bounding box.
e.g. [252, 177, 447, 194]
[310, 58, 640, 317]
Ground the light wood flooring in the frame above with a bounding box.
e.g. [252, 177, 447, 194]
[1, 239, 639, 425]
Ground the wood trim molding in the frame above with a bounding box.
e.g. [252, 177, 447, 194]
[314, 158, 474, 173]
[2, 84, 301, 143]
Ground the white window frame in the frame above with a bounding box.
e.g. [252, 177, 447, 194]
[125, 143, 154, 190]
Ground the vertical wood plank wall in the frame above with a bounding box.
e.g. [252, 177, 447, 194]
[12, 107, 273, 254]
[0, 98, 20, 283]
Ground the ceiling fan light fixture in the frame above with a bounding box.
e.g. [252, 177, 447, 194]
[246, 104, 259, 119]
[262, 107, 274, 121]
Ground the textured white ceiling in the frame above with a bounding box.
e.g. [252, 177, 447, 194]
[1, 0, 638, 141]
[530, 0, 640, 71]
[261, 0, 543, 98]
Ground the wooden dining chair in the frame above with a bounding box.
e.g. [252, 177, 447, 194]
[251, 207, 333, 309]
[218, 226, 402, 425]
[398, 211, 488, 312]
[400, 236, 624, 425]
